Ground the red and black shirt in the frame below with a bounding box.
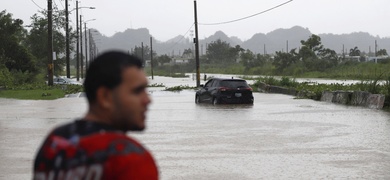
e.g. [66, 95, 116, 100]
[33, 120, 158, 180]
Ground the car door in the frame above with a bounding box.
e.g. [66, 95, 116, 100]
[199, 79, 214, 102]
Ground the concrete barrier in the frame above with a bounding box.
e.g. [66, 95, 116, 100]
[350, 91, 370, 106]
[320, 90, 384, 109]
[320, 91, 334, 102]
[258, 83, 385, 109]
[366, 94, 385, 109]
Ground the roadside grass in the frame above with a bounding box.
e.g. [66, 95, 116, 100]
[0, 89, 65, 100]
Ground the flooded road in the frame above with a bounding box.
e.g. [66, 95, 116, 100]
[1, 76, 390, 179]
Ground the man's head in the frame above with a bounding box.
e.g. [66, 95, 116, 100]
[84, 51, 151, 131]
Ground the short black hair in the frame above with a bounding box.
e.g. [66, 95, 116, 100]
[84, 51, 143, 103]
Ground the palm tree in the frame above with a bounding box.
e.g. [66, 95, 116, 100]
[349, 46, 361, 56]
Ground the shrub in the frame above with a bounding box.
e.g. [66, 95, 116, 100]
[164, 85, 196, 91]
[0, 66, 13, 88]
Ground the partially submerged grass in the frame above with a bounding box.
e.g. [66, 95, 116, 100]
[148, 83, 165, 87]
[0, 83, 83, 100]
[164, 85, 197, 91]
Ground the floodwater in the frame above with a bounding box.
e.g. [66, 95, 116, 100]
[1, 76, 390, 179]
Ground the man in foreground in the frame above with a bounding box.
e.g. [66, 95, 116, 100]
[33, 51, 158, 179]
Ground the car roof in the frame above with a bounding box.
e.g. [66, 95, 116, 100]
[210, 78, 246, 81]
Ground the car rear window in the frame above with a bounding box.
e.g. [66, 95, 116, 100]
[220, 80, 249, 88]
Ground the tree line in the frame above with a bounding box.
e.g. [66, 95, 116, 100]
[0, 9, 76, 87]
[1, 8, 389, 88]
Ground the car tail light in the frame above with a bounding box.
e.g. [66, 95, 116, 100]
[218, 87, 229, 91]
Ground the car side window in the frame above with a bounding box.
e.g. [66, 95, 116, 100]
[204, 80, 213, 88]
[210, 80, 219, 87]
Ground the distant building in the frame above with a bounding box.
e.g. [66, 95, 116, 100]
[343, 55, 361, 62]
[172, 59, 189, 64]
[143, 58, 190, 67]
[367, 55, 390, 63]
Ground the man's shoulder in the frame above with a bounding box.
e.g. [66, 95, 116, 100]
[79, 131, 146, 154]
[50, 119, 118, 138]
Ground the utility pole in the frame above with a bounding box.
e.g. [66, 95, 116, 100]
[84, 22, 88, 72]
[150, 37, 154, 80]
[47, 0, 54, 85]
[65, 0, 70, 78]
[141, 42, 144, 66]
[286, 40, 289, 53]
[80, 15, 84, 79]
[76, 1, 79, 81]
[194, 0, 200, 87]
[89, 29, 92, 66]
[375, 40, 378, 63]
[200, 44, 203, 56]
[190, 30, 194, 58]
[369, 46, 372, 57]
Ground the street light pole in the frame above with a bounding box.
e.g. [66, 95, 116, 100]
[83, 19, 96, 70]
[65, 2, 94, 80]
[89, 29, 92, 67]
[85, 22, 88, 71]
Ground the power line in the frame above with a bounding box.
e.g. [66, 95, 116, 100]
[163, 23, 195, 52]
[57, 0, 65, 9]
[199, 0, 293, 26]
[53, 0, 58, 8]
[30, 0, 44, 10]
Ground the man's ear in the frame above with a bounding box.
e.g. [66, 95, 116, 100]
[96, 87, 113, 110]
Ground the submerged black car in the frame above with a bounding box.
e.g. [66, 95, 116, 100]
[195, 78, 254, 105]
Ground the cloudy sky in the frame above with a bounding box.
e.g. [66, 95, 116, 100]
[3, 0, 390, 41]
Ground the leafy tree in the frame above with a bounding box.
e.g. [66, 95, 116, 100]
[240, 49, 255, 69]
[182, 48, 193, 58]
[0, 55, 13, 87]
[156, 54, 171, 66]
[377, 49, 388, 56]
[299, 34, 323, 60]
[132, 45, 154, 59]
[298, 34, 338, 71]
[255, 54, 271, 66]
[0, 10, 38, 83]
[206, 39, 241, 64]
[240, 49, 267, 70]
[231, 45, 244, 63]
[300, 34, 323, 53]
[273, 49, 299, 73]
[26, 8, 67, 74]
[317, 48, 338, 68]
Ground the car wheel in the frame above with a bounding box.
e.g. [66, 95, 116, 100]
[195, 95, 200, 104]
[212, 98, 219, 105]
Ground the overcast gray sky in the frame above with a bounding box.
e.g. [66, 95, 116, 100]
[3, 0, 390, 41]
